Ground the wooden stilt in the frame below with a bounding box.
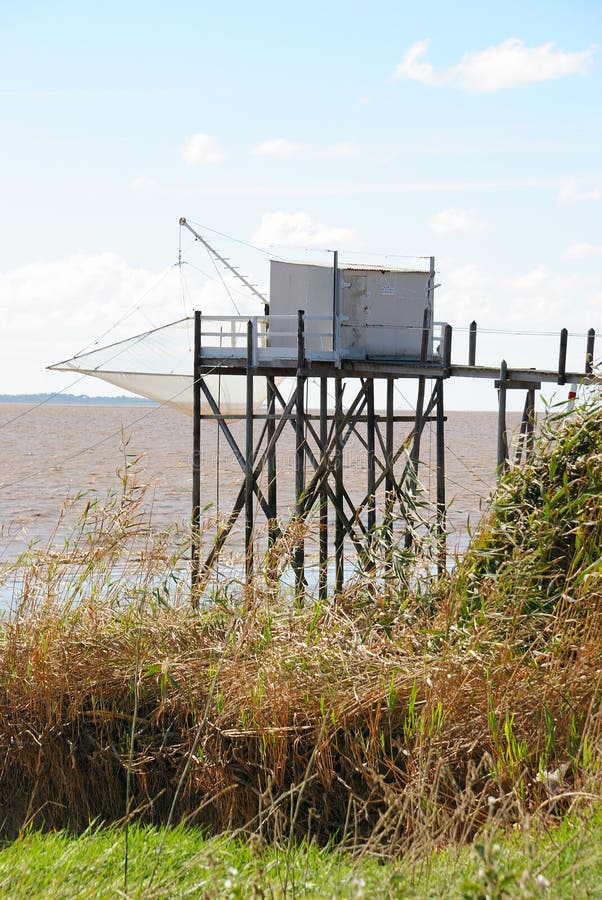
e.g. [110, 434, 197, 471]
[334, 377, 344, 593]
[515, 388, 536, 466]
[405, 308, 430, 548]
[319, 376, 328, 600]
[384, 378, 394, 556]
[266, 375, 277, 546]
[436, 378, 446, 577]
[515, 392, 530, 466]
[245, 319, 254, 582]
[497, 360, 508, 472]
[191, 310, 202, 604]
[294, 311, 306, 598]
[366, 379, 376, 533]
[526, 388, 535, 461]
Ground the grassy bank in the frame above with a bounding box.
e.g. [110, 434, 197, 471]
[0, 390, 601, 891]
[2, 810, 602, 898]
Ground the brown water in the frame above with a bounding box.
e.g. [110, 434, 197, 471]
[0, 403, 523, 562]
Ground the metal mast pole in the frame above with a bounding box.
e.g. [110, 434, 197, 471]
[179, 218, 268, 306]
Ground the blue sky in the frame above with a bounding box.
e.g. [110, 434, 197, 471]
[1, 0, 600, 407]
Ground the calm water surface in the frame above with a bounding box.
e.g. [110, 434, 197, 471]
[0, 403, 523, 564]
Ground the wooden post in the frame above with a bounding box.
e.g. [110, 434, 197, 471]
[468, 320, 477, 367]
[332, 250, 340, 367]
[405, 309, 430, 549]
[443, 324, 453, 375]
[497, 360, 508, 472]
[435, 378, 446, 577]
[366, 379, 376, 533]
[515, 388, 536, 466]
[586, 328, 596, 375]
[334, 377, 344, 594]
[526, 388, 535, 461]
[191, 310, 202, 603]
[558, 328, 568, 385]
[319, 376, 328, 601]
[245, 319, 254, 582]
[384, 378, 394, 556]
[294, 310, 306, 598]
[266, 375, 277, 546]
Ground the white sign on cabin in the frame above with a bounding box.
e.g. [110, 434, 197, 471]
[268, 260, 434, 361]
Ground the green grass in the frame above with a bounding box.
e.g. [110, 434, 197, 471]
[1, 810, 602, 898]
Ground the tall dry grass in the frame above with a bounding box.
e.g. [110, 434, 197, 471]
[0, 393, 601, 855]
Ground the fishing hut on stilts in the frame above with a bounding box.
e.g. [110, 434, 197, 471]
[50, 217, 599, 603]
[180, 219, 597, 603]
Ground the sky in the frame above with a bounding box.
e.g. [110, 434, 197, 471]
[1, 0, 601, 410]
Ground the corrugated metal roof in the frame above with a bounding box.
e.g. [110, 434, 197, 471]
[270, 259, 430, 275]
[341, 263, 430, 275]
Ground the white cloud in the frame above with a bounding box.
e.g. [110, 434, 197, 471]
[393, 38, 594, 92]
[437, 263, 493, 322]
[130, 176, 157, 190]
[505, 265, 579, 327]
[251, 212, 356, 247]
[394, 40, 441, 86]
[511, 264, 550, 293]
[566, 242, 602, 259]
[181, 133, 224, 166]
[559, 178, 602, 203]
[428, 208, 485, 234]
[252, 138, 298, 158]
